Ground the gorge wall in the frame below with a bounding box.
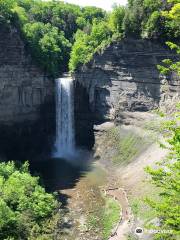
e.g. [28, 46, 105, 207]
[0, 26, 179, 155]
[74, 39, 180, 126]
[0, 25, 55, 160]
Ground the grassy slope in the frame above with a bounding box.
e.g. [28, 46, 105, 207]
[103, 126, 151, 166]
[87, 194, 121, 240]
[96, 114, 168, 238]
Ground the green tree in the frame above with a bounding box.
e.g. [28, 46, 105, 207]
[0, 0, 16, 22]
[23, 22, 71, 74]
[1, 0, 179, 74]
[157, 42, 180, 76]
[69, 30, 92, 71]
[29, 1, 82, 41]
[0, 161, 59, 239]
[123, 0, 144, 38]
[123, 0, 169, 39]
[69, 20, 112, 71]
[145, 108, 180, 239]
[82, 6, 106, 24]
[109, 5, 126, 34]
[146, 3, 180, 235]
[157, 0, 180, 76]
[1, 0, 107, 75]
[90, 20, 112, 46]
[162, 0, 180, 38]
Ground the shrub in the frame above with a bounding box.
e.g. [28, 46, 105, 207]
[0, 161, 59, 240]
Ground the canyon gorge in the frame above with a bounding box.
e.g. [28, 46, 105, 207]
[0, 23, 179, 240]
[0, 25, 179, 158]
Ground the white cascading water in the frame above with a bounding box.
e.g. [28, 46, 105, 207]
[53, 77, 75, 158]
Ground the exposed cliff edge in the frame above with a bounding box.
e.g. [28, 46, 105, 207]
[74, 39, 180, 125]
[0, 25, 55, 160]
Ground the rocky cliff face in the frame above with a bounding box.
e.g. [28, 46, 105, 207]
[74, 81, 94, 149]
[0, 25, 55, 160]
[1, 28, 179, 155]
[74, 39, 180, 123]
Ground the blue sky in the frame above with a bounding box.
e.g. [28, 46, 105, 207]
[64, 0, 128, 11]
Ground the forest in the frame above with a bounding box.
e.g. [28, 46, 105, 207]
[0, 0, 179, 239]
[0, 0, 179, 74]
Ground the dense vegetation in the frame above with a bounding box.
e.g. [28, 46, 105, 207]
[70, 0, 180, 71]
[145, 2, 180, 238]
[0, 161, 59, 239]
[0, 0, 106, 75]
[0, 0, 179, 74]
[146, 105, 180, 239]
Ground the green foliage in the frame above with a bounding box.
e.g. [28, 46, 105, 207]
[23, 22, 71, 74]
[69, 20, 113, 71]
[102, 197, 121, 240]
[146, 43, 180, 238]
[13, 5, 28, 24]
[143, 11, 161, 38]
[157, 42, 180, 76]
[120, 0, 180, 40]
[109, 5, 126, 33]
[28, 1, 82, 41]
[69, 30, 92, 71]
[0, 0, 179, 73]
[105, 127, 148, 166]
[0, 161, 59, 240]
[130, 197, 157, 222]
[0, 0, 16, 22]
[81, 6, 106, 24]
[157, 1, 180, 78]
[86, 195, 121, 240]
[123, 0, 165, 38]
[162, 1, 180, 38]
[123, 1, 144, 38]
[145, 106, 180, 239]
[0, 0, 106, 75]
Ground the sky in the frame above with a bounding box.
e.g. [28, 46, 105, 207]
[64, 0, 128, 11]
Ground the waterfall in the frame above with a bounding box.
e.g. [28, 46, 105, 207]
[54, 77, 75, 158]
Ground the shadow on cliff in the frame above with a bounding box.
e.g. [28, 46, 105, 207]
[30, 151, 92, 192]
[0, 98, 55, 162]
[0, 87, 94, 200]
[74, 81, 95, 148]
[75, 68, 113, 123]
[31, 158, 83, 191]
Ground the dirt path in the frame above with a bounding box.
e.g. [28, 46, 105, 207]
[106, 188, 132, 240]
[106, 137, 168, 240]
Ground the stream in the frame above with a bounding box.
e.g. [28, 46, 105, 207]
[30, 154, 110, 240]
[28, 76, 123, 239]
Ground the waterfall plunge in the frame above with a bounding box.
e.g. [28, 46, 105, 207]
[54, 77, 75, 158]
